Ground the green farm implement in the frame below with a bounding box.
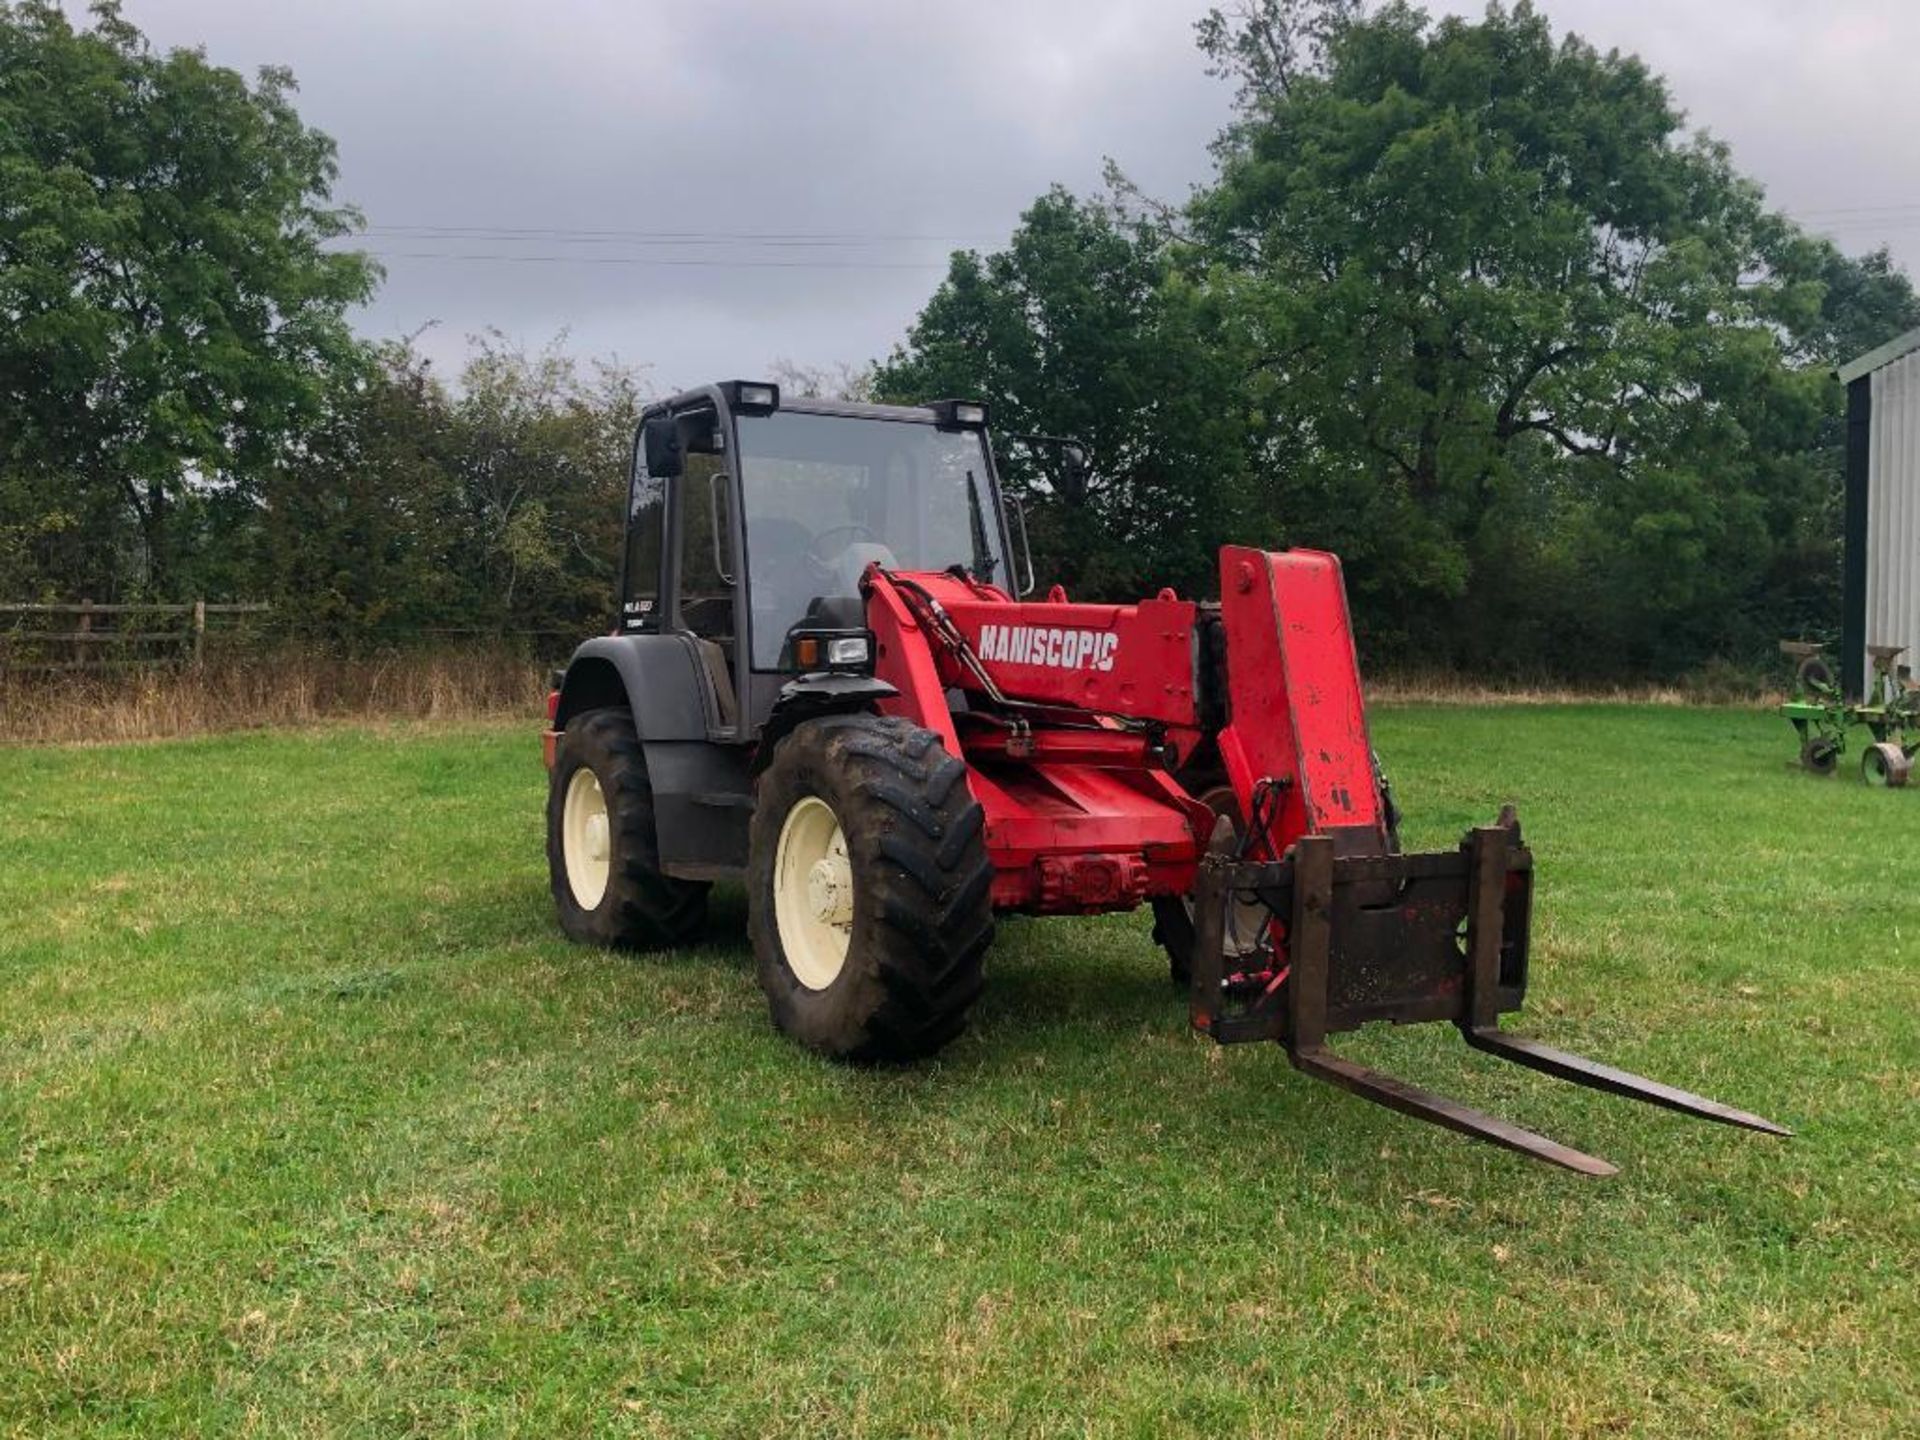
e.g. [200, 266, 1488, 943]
[1780, 641, 1920, 786]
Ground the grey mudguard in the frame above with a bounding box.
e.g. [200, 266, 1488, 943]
[641, 742, 754, 880]
[556, 634, 752, 879]
[753, 673, 900, 769]
[555, 634, 716, 737]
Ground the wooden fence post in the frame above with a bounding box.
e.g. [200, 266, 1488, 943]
[78, 597, 92, 669]
[193, 599, 206, 668]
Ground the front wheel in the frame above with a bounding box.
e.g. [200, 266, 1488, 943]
[749, 714, 993, 1062]
[547, 707, 708, 948]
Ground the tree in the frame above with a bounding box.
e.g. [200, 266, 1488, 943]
[250, 337, 647, 649]
[439, 337, 642, 636]
[1195, 0, 1359, 108]
[0, 0, 376, 597]
[253, 347, 461, 646]
[883, 1, 1920, 674]
[873, 189, 1253, 599]
[766, 358, 876, 403]
[1187, 0, 1919, 671]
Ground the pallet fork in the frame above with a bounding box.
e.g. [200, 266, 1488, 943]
[1186, 815, 1788, 1174]
[1184, 548, 1788, 1174]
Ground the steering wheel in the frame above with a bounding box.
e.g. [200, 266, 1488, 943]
[803, 522, 879, 580]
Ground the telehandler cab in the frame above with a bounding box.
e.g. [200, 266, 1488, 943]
[542, 381, 1786, 1174]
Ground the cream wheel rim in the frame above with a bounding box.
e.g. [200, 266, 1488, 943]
[562, 767, 613, 910]
[773, 795, 854, 990]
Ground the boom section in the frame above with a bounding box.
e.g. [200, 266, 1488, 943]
[861, 566, 1210, 915]
[864, 567, 1203, 729]
[1214, 546, 1389, 857]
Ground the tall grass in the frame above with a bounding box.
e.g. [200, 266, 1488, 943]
[2, 647, 1783, 746]
[1367, 658, 1780, 707]
[0, 645, 547, 745]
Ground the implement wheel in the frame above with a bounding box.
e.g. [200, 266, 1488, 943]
[1796, 655, 1836, 692]
[1862, 741, 1912, 788]
[548, 708, 709, 948]
[1799, 735, 1840, 776]
[749, 714, 993, 1062]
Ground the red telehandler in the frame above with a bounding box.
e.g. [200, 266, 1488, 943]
[543, 382, 1786, 1174]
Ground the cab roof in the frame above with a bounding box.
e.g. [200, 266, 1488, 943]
[649, 383, 965, 427]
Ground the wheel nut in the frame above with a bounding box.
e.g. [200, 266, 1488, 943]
[808, 856, 853, 926]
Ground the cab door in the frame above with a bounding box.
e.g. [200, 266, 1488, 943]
[666, 404, 744, 736]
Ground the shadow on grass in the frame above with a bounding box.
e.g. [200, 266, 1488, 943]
[590, 884, 1182, 1057]
[509, 874, 1776, 1190]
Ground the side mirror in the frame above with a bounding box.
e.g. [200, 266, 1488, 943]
[999, 431, 1091, 495]
[1060, 443, 1090, 492]
[1009, 496, 1038, 597]
[642, 415, 683, 478]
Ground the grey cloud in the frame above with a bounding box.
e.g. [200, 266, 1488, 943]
[104, 1, 1920, 384]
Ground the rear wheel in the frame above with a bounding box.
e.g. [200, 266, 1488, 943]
[547, 707, 708, 948]
[749, 714, 992, 1062]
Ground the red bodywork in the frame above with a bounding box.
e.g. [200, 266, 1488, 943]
[544, 542, 1791, 1169]
[864, 547, 1389, 914]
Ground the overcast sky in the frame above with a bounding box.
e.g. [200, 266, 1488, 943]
[102, 1, 1920, 391]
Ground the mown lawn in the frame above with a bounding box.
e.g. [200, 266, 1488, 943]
[0, 706, 1914, 1437]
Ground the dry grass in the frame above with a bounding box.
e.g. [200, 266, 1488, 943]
[1, 649, 1786, 745]
[0, 645, 547, 745]
[1367, 666, 1781, 708]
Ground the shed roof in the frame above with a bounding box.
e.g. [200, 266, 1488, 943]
[1837, 324, 1920, 384]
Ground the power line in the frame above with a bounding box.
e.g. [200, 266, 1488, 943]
[326, 204, 1920, 272]
[1786, 202, 1920, 220]
[359, 223, 999, 246]
[354, 210, 1920, 239]
[348, 249, 948, 270]
[328, 221, 993, 271]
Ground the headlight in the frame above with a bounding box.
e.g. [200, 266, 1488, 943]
[789, 631, 874, 672]
[826, 635, 871, 667]
[730, 380, 780, 412]
[930, 398, 989, 429]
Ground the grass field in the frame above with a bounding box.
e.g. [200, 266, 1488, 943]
[1, 707, 1915, 1437]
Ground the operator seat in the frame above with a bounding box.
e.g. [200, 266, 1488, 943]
[834, 541, 897, 594]
[800, 595, 867, 629]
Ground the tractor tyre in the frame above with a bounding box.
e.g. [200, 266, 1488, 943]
[749, 714, 992, 1063]
[548, 707, 709, 949]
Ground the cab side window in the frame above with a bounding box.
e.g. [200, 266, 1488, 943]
[678, 444, 736, 651]
[621, 455, 666, 631]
